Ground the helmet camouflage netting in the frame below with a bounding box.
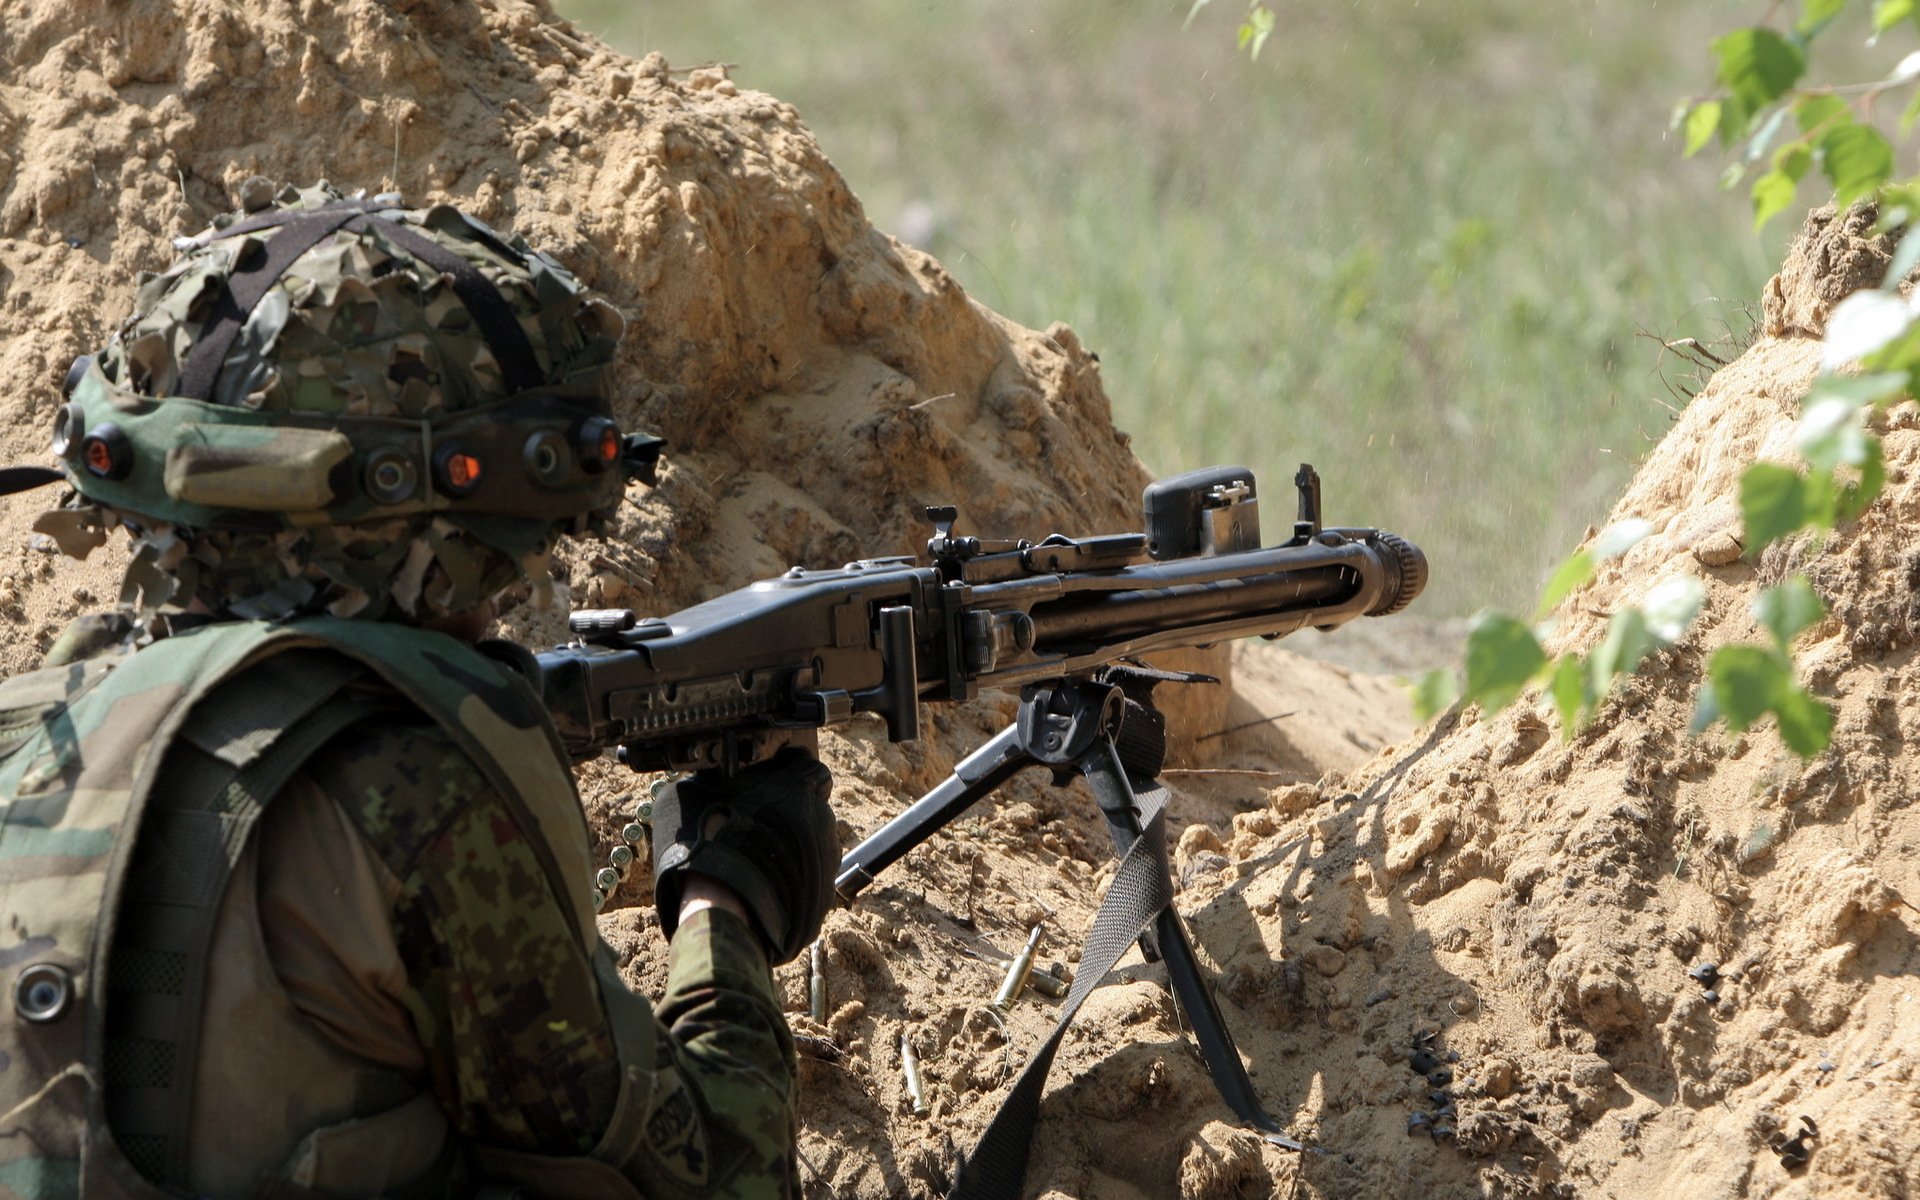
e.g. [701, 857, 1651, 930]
[35, 183, 641, 623]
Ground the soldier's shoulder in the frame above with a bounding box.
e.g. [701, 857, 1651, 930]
[305, 717, 498, 872]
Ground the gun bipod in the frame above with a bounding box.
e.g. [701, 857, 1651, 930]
[835, 672, 1312, 1199]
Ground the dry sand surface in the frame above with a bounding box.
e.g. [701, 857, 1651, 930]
[2, 2, 1918, 1197]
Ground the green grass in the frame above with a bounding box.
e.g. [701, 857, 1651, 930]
[556, 0, 1796, 614]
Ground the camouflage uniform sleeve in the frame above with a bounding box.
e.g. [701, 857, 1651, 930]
[644, 907, 801, 1199]
[310, 720, 801, 1196]
[311, 719, 623, 1152]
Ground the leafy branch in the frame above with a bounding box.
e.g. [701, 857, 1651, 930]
[1184, 2, 1912, 757]
[1186, 0, 1277, 60]
[1408, 0, 1920, 756]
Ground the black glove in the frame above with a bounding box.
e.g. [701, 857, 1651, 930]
[651, 747, 838, 965]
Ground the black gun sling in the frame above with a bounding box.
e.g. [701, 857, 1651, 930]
[951, 780, 1178, 1199]
[953, 766, 1307, 1199]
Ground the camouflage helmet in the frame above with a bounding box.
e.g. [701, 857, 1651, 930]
[34, 183, 657, 622]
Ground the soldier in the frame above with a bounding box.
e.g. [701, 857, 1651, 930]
[0, 185, 839, 1199]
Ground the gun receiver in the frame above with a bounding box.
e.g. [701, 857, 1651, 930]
[537, 464, 1426, 773]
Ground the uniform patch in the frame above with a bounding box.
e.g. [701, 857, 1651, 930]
[644, 1073, 709, 1187]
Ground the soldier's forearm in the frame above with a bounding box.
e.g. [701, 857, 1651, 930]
[674, 871, 752, 930]
[640, 907, 800, 1198]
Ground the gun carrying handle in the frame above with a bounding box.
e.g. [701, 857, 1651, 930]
[878, 605, 921, 743]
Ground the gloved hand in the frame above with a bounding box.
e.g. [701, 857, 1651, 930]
[651, 747, 839, 965]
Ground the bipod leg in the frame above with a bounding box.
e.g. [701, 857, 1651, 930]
[835, 722, 1033, 901]
[838, 676, 1129, 902]
[1078, 738, 1303, 1149]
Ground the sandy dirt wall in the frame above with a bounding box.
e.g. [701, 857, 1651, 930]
[0, 0, 1153, 673]
[9, 3, 1915, 1199]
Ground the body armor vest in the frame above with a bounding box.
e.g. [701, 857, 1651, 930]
[0, 618, 651, 1199]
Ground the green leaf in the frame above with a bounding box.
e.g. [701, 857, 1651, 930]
[1802, 467, 1841, 530]
[1744, 106, 1793, 164]
[1741, 462, 1810, 552]
[1887, 226, 1920, 287]
[1775, 143, 1814, 183]
[1774, 683, 1835, 754]
[1549, 654, 1589, 738]
[1713, 29, 1808, 126]
[1795, 93, 1851, 134]
[1590, 608, 1657, 699]
[1801, 0, 1850, 30]
[1708, 644, 1791, 733]
[1837, 436, 1887, 521]
[1464, 613, 1548, 713]
[1593, 518, 1655, 560]
[1806, 371, 1907, 407]
[1752, 168, 1801, 229]
[1821, 289, 1913, 368]
[1685, 101, 1723, 157]
[1874, 0, 1916, 33]
[1690, 682, 1723, 735]
[1237, 5, 1275, 59]
[1411, 668, 1461, 723]
[1795, 396, 1870, 471]
[1902, 87, 1920, 132]
[1536, 550, 1595, 619]
[1642, 576, 1706, 645]
[1875, 184, 1920, 232]
[1754, 576, 1826, 647]
[1820, 123, 1895, 206]
[1799, 0, 1848, 33]
[1702, 639, 1835, 758]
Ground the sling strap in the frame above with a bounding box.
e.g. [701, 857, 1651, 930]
[951, 782, 1175, 1199]
[176, 204, 387, 405]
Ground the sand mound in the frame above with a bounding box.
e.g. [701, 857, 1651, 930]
[6, 4, 1917, 1198]
[1155, 207, 1920, 1199]
[0, 0, 1147, 667]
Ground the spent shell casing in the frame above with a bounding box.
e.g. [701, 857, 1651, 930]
[608, 844, 634, 869]
[809, 939, 827, 1023]
[991, 925, 1045, 1012]
[1026, 963, 1070, 999]
[901, 1032, 931, 1116]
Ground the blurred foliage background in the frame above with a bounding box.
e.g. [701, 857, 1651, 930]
[557, 0, 1796, 616]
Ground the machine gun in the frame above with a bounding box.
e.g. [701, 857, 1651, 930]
[536, 463, 1426, 1196]
[538, 462, 1423, 773]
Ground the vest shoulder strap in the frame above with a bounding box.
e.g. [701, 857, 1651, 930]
[104, 649, 390, 1187]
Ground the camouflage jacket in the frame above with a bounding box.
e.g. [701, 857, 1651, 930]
[0, 616, 799, 1199]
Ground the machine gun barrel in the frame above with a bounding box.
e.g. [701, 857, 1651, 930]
[966, 531, 1419, 688]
